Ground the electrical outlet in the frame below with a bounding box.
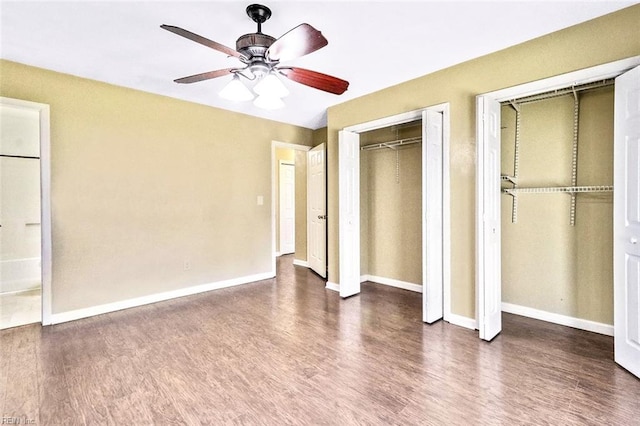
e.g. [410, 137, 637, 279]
[183, 260, 191, 271]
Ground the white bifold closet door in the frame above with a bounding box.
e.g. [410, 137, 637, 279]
[477, 96, 502, 341]
[614, 65, 640, 379]
[339, 130, 360, 298]
[423, 110, 444, 323]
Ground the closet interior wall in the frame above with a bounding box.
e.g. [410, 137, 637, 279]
[500, 86, 614, 325]
[360, 121, 422, 286]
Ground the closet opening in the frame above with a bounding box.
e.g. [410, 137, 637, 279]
[360, 120, 423, 297]
[271, 141, 311, 276]
[500, 80, 615, 334]
[338, 104, 451, 324]
[476, 57, 640, 378]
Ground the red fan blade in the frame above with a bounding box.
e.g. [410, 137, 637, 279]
[161, 25, 245, 59]
[266, 24, 328, 62]
[278, 67, 349, 95]
[174, 68, 237, 84]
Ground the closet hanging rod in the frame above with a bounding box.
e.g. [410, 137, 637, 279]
[502, 79, 614, 106]
[502, 185, 613, 195]
[361, 137, 422, 151]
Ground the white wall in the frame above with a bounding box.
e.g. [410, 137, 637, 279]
[0, 104, 41, 293]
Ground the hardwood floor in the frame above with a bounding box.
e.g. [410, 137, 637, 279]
[2, 255, 638, 425]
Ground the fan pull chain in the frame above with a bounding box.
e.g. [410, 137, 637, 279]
[396, 149, 400, 184]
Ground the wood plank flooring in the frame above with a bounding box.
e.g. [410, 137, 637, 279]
[2, 255, 639, 425]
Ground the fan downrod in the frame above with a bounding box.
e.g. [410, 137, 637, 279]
[246, 4, 272, 33]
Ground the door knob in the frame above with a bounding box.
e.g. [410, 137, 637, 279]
[631, 237, 638, 245]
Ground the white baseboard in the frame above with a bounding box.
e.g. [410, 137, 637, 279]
[502, 302, 613, 336]
[446, 313, 477, 330]
[293, 259, 309, 268]
[325, 281, 340, 292]
[50, 271, 275, 325]
[361, 275, 422, 293]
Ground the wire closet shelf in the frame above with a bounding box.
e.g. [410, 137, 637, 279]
[500, 78, 615, 225]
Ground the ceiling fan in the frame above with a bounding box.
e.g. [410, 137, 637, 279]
[161, 4, 349, 109]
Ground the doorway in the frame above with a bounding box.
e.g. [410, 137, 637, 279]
[338, 104, 451, 323]
[271, 141, 311, 275]
[0, 97, 52, 328]
[279, 161, 295, 255]
[475, 58, 640, 377]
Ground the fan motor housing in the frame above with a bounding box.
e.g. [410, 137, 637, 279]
[236, 33, 276, 60]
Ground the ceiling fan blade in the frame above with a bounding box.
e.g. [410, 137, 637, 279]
[174, 68, 237, 84]
[266, 23, 328, 62]
[161, 24, 245, 59]
[278, 67, 349, 95]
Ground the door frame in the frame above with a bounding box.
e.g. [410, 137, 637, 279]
[270, 141, 310, 275]
[338, 103, 452, 321]
[1, 97, 52, 325]
[475, 56, 640, 339]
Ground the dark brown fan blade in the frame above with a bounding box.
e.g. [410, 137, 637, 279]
[278, 67, 349, 95]
[266, 23, 328, 62]
[161, 25, 245, 59]
[174, 68, 237, 84]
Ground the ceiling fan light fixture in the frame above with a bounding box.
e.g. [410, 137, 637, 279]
[253, 94, 285, 110]
[254, 72, 290, 98]
[219, 75, 254, 102]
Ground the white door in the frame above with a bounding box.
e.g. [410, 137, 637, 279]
[339, 130, 360, 298]
[614, 65, 640, 378]
[477, 96, 502, 341]
[279, 162, 295, 255]
[307, 143, 326, 277]
[423, 110, 444, 323]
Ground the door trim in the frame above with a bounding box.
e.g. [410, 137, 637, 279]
[271, 141, 310, 276]
[475, 56, 640, 338]
[1, 97, 52, 325]
[339, 103, 451, 321]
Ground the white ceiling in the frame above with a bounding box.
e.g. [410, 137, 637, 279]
[1, 1, 635, 129]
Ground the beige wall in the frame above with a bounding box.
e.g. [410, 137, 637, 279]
[312, 127, 327, 147]
[0, 60, 313, 314]
[326, 5, 640, 319]
[501, 88, 614, 324]
[360, 123, 422, 284]
[294, 150, 308, 262]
